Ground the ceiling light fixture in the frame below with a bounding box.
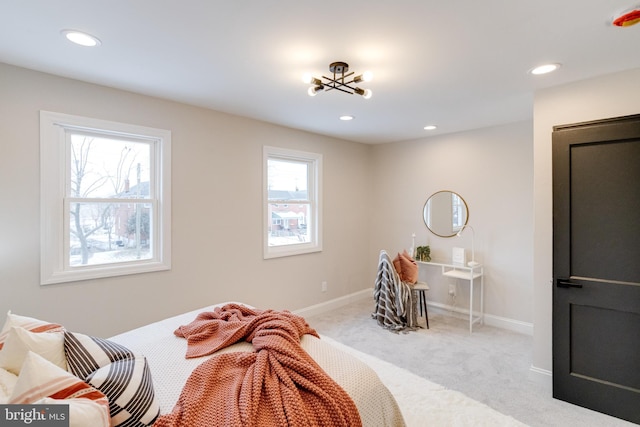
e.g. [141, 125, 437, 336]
[529, 63, 561, 75]
[340, 115, 354, 121]
[61, 30, 101, 47]
[303, 62, 373, 99]
[423, 125, 437, 130]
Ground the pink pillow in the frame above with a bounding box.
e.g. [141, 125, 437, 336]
[393, 250, 418, 284]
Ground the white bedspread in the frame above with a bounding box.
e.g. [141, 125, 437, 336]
[109, 303, 405, 427]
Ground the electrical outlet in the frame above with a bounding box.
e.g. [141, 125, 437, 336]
[321, 281, 327, 292]
[448, 284, 456, 297]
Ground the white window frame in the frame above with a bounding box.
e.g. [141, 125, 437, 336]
[263, 146, 322, 259]
[40, 111, 171, 285]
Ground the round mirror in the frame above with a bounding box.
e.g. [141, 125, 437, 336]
[423, 191, 468, 237]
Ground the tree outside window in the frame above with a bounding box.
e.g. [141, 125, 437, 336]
[40, 111, 171, 285]
[68, 135, 152, 266]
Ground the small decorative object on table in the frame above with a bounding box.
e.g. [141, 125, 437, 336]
[452, 247, 466, 265]
[415, 245, 431, 262]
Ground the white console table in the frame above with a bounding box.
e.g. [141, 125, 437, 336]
[417, 260, 484, 333]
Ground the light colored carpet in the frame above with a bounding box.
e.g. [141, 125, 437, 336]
[307, 297, 635, 427]
[322, 335, 526, 426]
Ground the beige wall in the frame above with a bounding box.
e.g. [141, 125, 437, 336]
[0, 62, 372, 337]
[370, 121, 534, 327]
[4, 58, 636, 356]
[532, 67, 640, 376]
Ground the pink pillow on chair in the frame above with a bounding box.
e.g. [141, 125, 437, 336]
[393, 250, 418, 284]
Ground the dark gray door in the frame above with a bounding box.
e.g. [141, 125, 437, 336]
[552, 114, 640, 424]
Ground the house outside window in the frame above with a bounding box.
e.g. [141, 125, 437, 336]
[40, 111, 171, 284]
[263, 146, 322, 259]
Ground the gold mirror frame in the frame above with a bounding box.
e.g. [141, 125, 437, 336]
[423, 190, 469, 237]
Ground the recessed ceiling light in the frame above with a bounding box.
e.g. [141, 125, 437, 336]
[61, 30, 101, 47]
[529, 63, 561, 75]
[423, 125, 437, 130]
[340, 115, 354, 121]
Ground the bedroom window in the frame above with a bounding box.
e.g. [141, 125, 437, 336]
[264, 146, 322, 259]
[40, 111, 171, 284]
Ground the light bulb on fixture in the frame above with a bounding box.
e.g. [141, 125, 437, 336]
[308, 85, 324, 96]
[354, 88, 373, 99]
[354, 71, 373, 83]
[302, 74, 324, 86]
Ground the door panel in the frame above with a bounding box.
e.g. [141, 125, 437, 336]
[571, 303, 640, 391]
[571, 141, 640, 283]
[553, 114, 640, 424]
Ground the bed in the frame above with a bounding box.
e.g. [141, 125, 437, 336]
[0, 303, 406, 426]
[108, 302, 406, 426]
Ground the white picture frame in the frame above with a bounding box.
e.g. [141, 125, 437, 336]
[452, 247, 466, 265]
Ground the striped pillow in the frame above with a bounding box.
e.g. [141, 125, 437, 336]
[64, 331, 160, 427]
[0, 311, 64, 350]
[9, 351, 110, 427]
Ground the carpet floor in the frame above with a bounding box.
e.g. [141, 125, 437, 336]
[322, 334, 527, 426]
[306, 297, 635, 427]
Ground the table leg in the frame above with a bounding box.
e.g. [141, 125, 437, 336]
[480, 271, 484, 325]
[469, 276, 474, 333]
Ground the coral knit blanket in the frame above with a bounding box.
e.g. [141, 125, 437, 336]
[153, 304, 362, 427]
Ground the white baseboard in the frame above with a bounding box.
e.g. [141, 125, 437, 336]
[426, 301, 472, 320]
[529, 365, 553, 391]
[295, 289, 533, 336]
[484, 313, 533, 336]
[294, 288, 371, 318]
[426, 301, 533, 335]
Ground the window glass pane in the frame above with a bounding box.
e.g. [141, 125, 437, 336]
[69, 202, 152, 266]
[41, 111, 171, 284]
[263, 146, 321, 259]
[70, 134, 151, 199]
[267, 159, 308, 198]
[267, 203, 310, 247]
[452, 193, 464, 231]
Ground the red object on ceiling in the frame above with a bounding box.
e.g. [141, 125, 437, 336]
[612, 9, 640, 27]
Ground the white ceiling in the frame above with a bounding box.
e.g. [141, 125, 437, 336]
[2, 1, 639, 144]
